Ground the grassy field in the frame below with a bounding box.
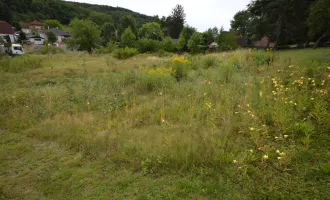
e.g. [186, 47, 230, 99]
[0, 48, 330, 199]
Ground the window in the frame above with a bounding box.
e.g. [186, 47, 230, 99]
[35, 39, 41, 41]
[13, 47, 23, 51]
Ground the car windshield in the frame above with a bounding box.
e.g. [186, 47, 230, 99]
[13, 47, 23, 51]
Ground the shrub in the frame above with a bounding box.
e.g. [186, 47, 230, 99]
[93, 42, 117, 54]
[0, 55, 43, 73]
[170, 57, 192, 81]
[137, 38, 160, 53]
[113, 47, 138, 59]
[161, 37, 176, 52]
[121, 27, 136, 48]
[137, 66, 175, 92]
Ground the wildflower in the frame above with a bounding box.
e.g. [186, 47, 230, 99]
[284, 135, 289, 139]
[263, 155, 269, 160]
[87, 101, 90, 105]
[235, 112, 239, 114]
[249, 149, 254, 153]
[204, 93, 207, 96]
[262, 125, 266, 127]
[259, 91, 263, 97]
[277, 157, 282, 160]
[275, 136, 279, 139]
[159, 92, 163, 95]
[233, 160, 238, 164]
[249, 127, 255, 131]
[276, 150, 280, 154]
[279, 152, 286, 157]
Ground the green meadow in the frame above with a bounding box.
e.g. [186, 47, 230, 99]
[0, 48, 329, 199]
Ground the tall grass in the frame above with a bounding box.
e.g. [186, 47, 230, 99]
[1, 49, 329, 199]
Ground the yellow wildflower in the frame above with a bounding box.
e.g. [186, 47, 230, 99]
[263, 155, 269, 160]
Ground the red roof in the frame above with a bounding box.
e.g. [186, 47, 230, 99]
[0, 21, 14, 34]
[23, 21, 43, 28]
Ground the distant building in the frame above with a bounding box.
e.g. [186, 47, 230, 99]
[28, 36, 45, 45]
[22, 21, 43, 34]
[254, 36, 275, 48]
[208, 42, 219, 49]
[41, 28, 71, 46]
[0, 21, 15, 43]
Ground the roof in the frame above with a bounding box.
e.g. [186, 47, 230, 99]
[254, 36, 275, 48]
[29, 36, 44, 39]
[48, 28, 71, 37]
[0, 21, 15, 34]
[23, 21, 43, 28]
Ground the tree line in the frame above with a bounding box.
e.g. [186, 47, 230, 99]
[231, 0, 330, 49]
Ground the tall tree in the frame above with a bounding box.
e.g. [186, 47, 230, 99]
[230, 10, 252, 37]
[138, 22, 164, 40]
[120, 27, 136, 48]
[188, 32, 202, 54]
[101, 23, 118, 45]
[69, 18, 101, 53]
[168, 4, 186, 39]
[119, 15, 137, 37]
[177, 26, 196, 51]
[308, 0, 330, 48]
[43, 19, 63, 30]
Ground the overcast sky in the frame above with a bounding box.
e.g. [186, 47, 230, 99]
[68, 0, 251, 31]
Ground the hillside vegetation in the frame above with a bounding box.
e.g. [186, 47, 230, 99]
[0, 49, 329, 199]
[0, 0, 153, 26]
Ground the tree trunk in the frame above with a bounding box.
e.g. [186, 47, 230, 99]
[273, 15, 283, 50]
[304, 40, 310, 48]
[313, 30, 329, 49]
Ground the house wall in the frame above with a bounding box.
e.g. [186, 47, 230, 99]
[0, 34, 15, 43]
[22, 28, 31, 34]
[29, 38, 44, 45]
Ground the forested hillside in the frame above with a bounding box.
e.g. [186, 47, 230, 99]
[0, 0, 153, 26]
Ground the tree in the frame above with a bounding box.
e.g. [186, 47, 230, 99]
[161, 37, 176, 52]
[101, 23, 118, 45]
[119, 15, 137, 37]
[216, 31, 239, 51]
[187, 32, 202, 54]
[121, 27, 136, 48]
[177, 26, 196, 51]
[43, 19, 63, 30]
[89, 11, 113, 26]
[46, 31, 57, 44]
[168, 4, 186, 39]
[0, 2, 13, 23]
[230, 10, 252, 37]
[139, 22, 164, 40]
[18, 31, 27, 42]
[308, 0, 330, 48]
[69, 18, 101, 53]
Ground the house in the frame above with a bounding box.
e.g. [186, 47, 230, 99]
[254, 36, 275, 48]
[208, 42, 219, 49]
[22, 21, 43, 34]
[0, 21, 15, 43]
[41, 28, 71, 46]
[28, 36, 45, 45]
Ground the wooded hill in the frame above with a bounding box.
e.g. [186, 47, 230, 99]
[0, 0, 153, 26]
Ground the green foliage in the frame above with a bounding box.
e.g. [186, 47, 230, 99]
[43, 19, 63, 29]
[46, 31, 57, 44]
[201, 55, 218, 69]
[139, 22, 164, 40]
[0, 55, 43, 73]
[187, 32, 202, 54]
[230, 10, 251, 37]
[177, 26, 196, 51]
[137, 39, 160, 53]
[216, 31, 238, 51]
[101, 23, 118, 45]
[113, 47, 138, 59]
[88, 11, 113, 26]
[307, 0, 330, 38]
[119, 15, 138, 37]
[161, 37, 176, 52]
[120, 27, 136, 48]
[168, 4, 186, 39]
[69, 18, 101, 53]
[39, 45, 64, 55]
[137, 67, 175, 92]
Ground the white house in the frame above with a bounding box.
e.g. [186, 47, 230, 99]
[22, 21, 43, 34]
[0, 21, 15, 43]
[41, 28, 71, 46]
[28, 36, 45, 45]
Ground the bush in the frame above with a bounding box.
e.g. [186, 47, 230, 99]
[161, 37, 176, 52]
[0, 55, 44, 73]
[137, 38, 160, 53]
[251, 51, 270, 66]
[170, 57, 192, 81]
[93, 42, 117, 54]
[113, 47, 138, 59]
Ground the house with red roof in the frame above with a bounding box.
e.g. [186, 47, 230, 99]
[22, 21, 43, 34]
[0, 21, 15, 43]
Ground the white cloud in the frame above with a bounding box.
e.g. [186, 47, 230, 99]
[67, 0, 250, 31]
